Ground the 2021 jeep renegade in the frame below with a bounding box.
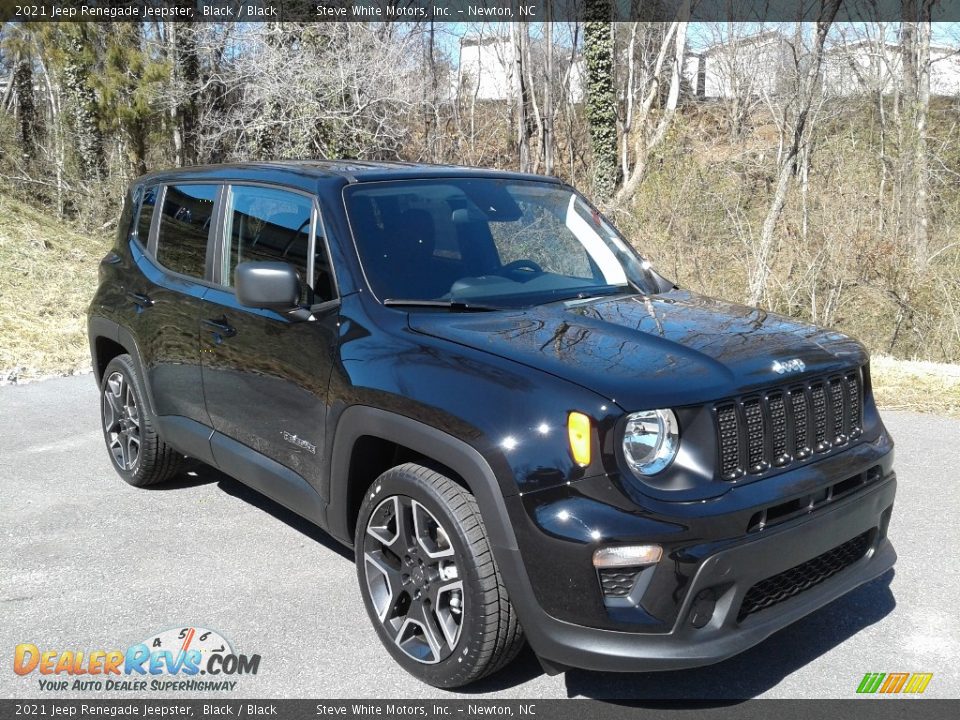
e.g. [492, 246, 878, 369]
[88, 161, 897, 687]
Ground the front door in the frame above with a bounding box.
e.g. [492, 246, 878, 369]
[199, 184, 339, 492]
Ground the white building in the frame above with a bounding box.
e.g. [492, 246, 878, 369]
[684, 30, 794, 100]
[458, 34, 517, 102]
[456, 33, 584, 104]
[687, 30, 960, 101]
[824, 39, 960, 97]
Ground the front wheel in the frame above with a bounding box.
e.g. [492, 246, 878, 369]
[355, 463, 524, 688]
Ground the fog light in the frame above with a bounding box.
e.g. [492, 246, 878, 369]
[592, 544, 662, 569]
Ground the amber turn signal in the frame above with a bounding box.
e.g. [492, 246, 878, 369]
[567, 411, 592, 467]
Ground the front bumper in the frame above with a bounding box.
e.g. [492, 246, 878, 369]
[495, 463, 896, 672]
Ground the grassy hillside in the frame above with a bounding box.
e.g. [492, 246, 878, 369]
[0, 191, 111, 381]
[0, 188, 957, 416]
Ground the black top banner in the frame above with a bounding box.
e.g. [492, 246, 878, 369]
[3, 0, 960, 23]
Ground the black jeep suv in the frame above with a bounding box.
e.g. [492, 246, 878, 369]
[88, 162, 896, 687]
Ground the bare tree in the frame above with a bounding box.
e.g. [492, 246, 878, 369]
[511, 22, 534, 172]
[199, 24, 419, 162]
[748, 4, 842, 307]
[614, 12, 689, 204]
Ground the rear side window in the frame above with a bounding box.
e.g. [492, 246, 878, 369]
[223, 185, 331, 304]
[155, 184, 218, 279]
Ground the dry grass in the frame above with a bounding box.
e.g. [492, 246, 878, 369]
[0, 190, 111, 381]
[870, 355, 960, 418]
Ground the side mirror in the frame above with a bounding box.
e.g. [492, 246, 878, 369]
[235, 261, 300, 311]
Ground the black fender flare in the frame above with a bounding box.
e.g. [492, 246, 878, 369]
[87, 315, 158, 417]
[325, 405, 520, 552]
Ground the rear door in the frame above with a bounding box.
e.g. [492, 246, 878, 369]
[199, 183, 339, 491]
[127, 182, 220, 427]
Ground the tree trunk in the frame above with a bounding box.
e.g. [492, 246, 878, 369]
[170, 19, 199, 167]
[900, 3, 932, 272]
[584, 2, 618, 201]
[12, 57, 37, 161]
[543, 12, 554, 175]
[511, 22, 533, 172]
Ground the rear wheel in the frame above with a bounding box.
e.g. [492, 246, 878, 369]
[355, 463, 524, 687]
[99, 354, 182, 487]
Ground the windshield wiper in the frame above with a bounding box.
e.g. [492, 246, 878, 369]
[539, 286, 636, 306]
[382, 299, 503, 312]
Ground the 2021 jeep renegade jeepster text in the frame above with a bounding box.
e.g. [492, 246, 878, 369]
[88, 162, 897, 688]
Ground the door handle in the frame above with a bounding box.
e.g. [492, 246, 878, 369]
[202, 316, 237, 339]
[126, 291, 154, 309]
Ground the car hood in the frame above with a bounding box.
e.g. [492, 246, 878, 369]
[407, 290, 867, 410]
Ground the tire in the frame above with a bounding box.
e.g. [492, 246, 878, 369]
[355, 463, 525, 688]
[99, 354, 183, 487]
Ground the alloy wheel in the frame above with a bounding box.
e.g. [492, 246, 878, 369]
[363, 495, 464, 664]
[102, 371, 141, 471]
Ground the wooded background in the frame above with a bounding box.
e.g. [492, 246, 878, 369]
[1, 12, 959, 367]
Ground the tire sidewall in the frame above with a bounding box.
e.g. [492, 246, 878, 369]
[99, 356, 145, 484]
[355, 468, 491, 688]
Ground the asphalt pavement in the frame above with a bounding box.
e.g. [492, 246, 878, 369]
[1, 375, 958, 700]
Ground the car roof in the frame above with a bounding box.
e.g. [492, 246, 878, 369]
[134, 160, 563, 193]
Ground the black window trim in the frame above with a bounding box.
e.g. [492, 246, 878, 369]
[214, 180, 340, 310]
[125, 184, 145, 244]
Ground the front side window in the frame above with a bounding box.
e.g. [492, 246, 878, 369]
[155, 184, 218, 279]
[344, 179, 661, 307]
[222, 185, 331, 304]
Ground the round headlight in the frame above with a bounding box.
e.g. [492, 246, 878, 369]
[622, 409, 679, 476]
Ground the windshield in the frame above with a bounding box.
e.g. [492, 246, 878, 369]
[344, 178, 668, 308]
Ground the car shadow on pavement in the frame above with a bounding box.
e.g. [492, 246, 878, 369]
[563, 569, 896, 702]
[151, 461, 355, 562]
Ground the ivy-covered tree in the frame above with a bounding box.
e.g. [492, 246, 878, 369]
[12, 59, 37, 161]
[98, 23, 167, 178]
[584, 1, 618, 201]
[47, 23, 106, 182]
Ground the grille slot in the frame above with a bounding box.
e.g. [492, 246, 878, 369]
[717, 404, 742, 480]
[714, 370, 863, 480]
[738, 531, 872, 620]
[746, 465, 883, 533]
[811, 382, 828, 451]
[599, 568, 642, 598]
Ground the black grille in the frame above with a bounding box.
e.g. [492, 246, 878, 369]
[715, 370, 863, 481]
[738, 531, 872, 621]
[599, 568, 642, 597]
